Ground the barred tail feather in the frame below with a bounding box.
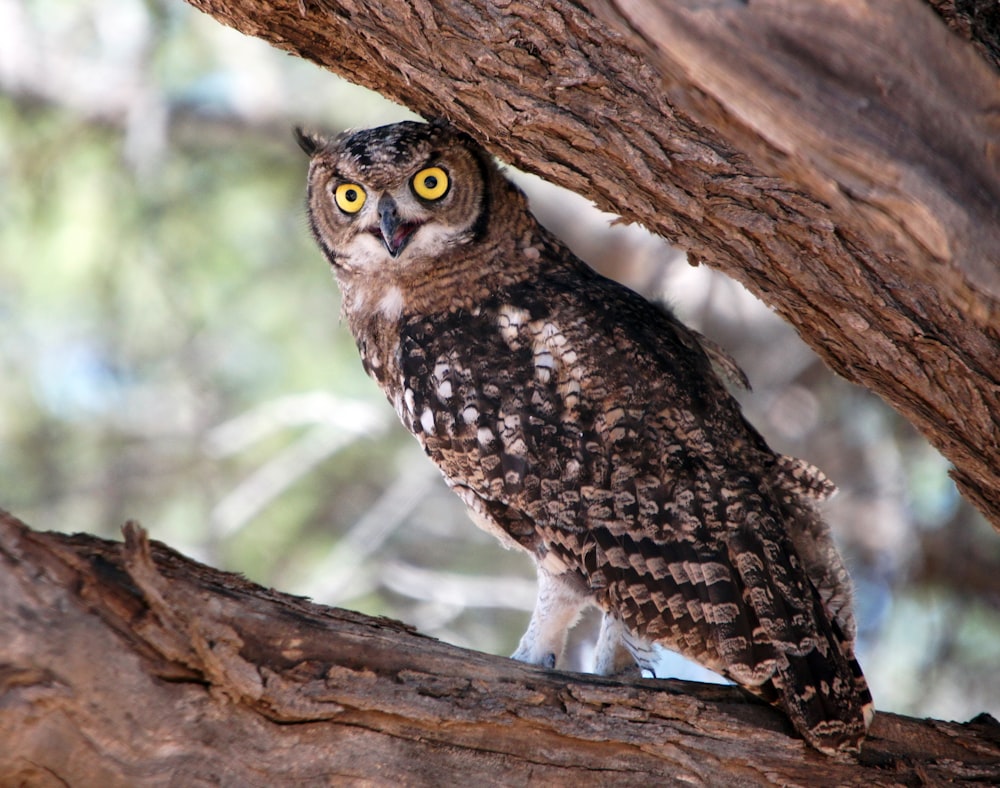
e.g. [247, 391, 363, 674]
[769, 642, 874, 756]
[726, 512, 874, 757]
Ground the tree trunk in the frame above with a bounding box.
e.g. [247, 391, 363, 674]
[2, 510, 998, 785]
[184, 0, 1000, 532]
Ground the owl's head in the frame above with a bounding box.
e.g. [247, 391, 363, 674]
[297, 120, 515, 276]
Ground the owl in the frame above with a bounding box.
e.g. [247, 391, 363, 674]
[296, 119, 874, 756]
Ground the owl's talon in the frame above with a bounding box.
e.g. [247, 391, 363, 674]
[542, 653, 556, 670]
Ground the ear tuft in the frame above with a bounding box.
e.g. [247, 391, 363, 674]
[294, 126, 326, 156]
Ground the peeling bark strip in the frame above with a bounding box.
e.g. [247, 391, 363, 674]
[1, 510, 999, 785]
[184, 0, 1000, 531]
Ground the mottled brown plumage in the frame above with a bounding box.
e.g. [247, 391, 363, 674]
[297, 120, 874, 756]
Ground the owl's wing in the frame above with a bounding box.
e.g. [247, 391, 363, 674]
[396, 266, 870, 754]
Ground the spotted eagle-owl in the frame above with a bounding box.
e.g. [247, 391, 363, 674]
[296, 119, 874, 756]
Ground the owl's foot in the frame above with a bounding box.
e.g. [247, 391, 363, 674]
[511, 566, 588, 671]
[593, 613, 635, 676]
[510, 644, 558, 671]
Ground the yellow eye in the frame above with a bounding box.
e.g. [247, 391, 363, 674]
[411, 167, 449, 201]
[334, 183, 366, 214]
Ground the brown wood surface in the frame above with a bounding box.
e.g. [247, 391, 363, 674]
[183, 0, 1000, 531]
[2, 511, 999, 785]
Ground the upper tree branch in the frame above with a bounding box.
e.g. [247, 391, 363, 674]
[928, 0, 1000, 71]
[185, 0, 1000, 531]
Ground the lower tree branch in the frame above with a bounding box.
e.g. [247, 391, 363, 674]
[2, 509, 998, 785]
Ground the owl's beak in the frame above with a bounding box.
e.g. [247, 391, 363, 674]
[377, 194, 420, 258]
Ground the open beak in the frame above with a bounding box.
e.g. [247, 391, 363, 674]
[377, 194, 421, 258]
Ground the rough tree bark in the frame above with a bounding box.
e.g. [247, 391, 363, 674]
[2, 511, 999, 785]
[5, 0, 1000, 784]
[186, 0, 1000, 531]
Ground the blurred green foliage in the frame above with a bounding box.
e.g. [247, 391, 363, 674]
[1, 0, 997, 723]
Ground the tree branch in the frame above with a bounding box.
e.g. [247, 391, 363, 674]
[2, 510, 998, 784]
[928, 0, 1000, 71]
[182, 0, 1000, 532]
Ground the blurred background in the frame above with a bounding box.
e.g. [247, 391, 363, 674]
[2, 0, 997, 722]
